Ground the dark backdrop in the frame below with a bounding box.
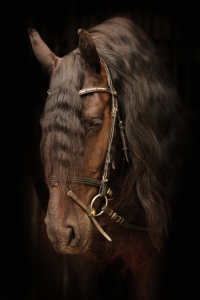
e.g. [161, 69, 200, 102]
[2, 1, 199, 299]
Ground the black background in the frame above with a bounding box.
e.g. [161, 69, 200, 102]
[1, 1, 200, 299]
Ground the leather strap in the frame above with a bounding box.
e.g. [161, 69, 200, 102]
[67, 191, 148, 243]
[67, 191, 112, 241]
[102, 205, 149, 231]
[79, 87, 118, 96]
[78, 58, 129, 198]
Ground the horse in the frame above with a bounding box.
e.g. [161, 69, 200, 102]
[28, 17, 185, 300]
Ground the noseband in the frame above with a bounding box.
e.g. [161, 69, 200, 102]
[50, 58, 148, 242]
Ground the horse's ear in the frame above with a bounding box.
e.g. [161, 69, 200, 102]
[28, 28, 61, 76]
[78, 29, 101, 74]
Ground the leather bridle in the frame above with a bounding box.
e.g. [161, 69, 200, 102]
[76, 58, 129, 197]
[50, 58, 148, 242]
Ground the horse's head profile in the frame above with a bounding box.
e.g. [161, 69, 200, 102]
[29, 18, 185, 261]
[28, 25, 124, 255]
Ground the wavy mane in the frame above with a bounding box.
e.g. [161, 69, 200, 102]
[89, 17, 185, 249]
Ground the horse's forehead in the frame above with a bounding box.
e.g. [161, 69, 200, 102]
[83, 72, 104, 87]
[82, 94, 110, 117]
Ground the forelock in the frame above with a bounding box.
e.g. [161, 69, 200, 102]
[40, 50, 85, 189]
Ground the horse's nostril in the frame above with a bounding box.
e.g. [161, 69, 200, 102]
[67, 227, 79, 247]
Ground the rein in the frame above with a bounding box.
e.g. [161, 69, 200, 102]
[66, 58, 149, 241]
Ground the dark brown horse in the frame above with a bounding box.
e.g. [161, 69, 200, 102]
[29, 17, 185, 299]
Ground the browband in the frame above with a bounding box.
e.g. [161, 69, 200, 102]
[79, 87, 118, 96]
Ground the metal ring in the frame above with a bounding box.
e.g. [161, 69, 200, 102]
[90, 194, 108, 217]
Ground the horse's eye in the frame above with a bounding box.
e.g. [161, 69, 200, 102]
[89, 118, 102, 129]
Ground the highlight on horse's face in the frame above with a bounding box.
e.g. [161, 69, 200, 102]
[29, 28, 116, 254]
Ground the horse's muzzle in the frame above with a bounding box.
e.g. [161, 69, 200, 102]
[44, 212, 92, 254]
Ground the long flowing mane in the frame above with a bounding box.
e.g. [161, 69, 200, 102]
[88, 17, 185, 249]
[41, 17, 185, 254]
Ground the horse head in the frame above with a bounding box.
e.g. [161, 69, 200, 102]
[29, 17, 185, 263]
[29, 27, 124, 254]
